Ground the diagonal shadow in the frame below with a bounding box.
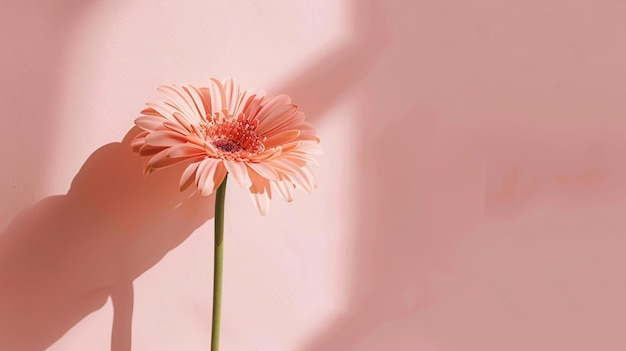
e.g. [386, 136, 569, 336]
[273, 0, 626, 349]
[0, 128, 214, 350]
[273, 1, 459, 349]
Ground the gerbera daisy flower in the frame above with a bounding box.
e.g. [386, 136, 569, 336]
[131, 78, 321, 215]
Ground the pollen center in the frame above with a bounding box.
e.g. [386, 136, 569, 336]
[213, 139, 243, 153]
[203, 117, 265, 158]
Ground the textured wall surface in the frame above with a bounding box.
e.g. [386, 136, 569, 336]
[1, 0, 626, 350]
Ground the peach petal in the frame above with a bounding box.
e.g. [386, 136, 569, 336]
[246, 162, 279, 180]
[209, 78, 227, 113]
[184, 133, 204, 147]
[138, 144, 167, 157]
[199, 87, 214, 114]
[299, 141, 324, 155]
[234, 91, 256, 118]
[256, 104, 299, 135]
[180, 160, 202, 191]
[286, 163, 316, 193]
[136, 116, 166, 131]
[190, 123, 205, 140]
[166, 143, 206, 158]
[297, 135, 321, 143]
[140, 107, 161, 116]
[268, 158, 301, 174]
[158, 85, 200, 124]
[263, 129, 300, 148]
[146, 100, 180, 121]
[241, 93, 265, 122]
[130, 140, 144, 154]
[248, 167, 272, 216]
[294, 127, 317, 139]
[202, 141, 218, 156]
[261, 111, 307, 138]
[187, 84, 211, 118]
[197, 159, 227, 196]
[169, 111, 192, 131]
[143, 162, 157, 176]
[251, 191, 270, 216]
[274, 178, 294, 202]
[282, 153, 316, 167]
[288, 146, 319, 157]
[302, 165, 318, 191]
[223, 159, 251, 188]
[223, 78, 240, 115]
[147, 148, 197, 169]
[182, 85, 207, 119]
[253, 94, 291, 123]
[251, 147, 282, 161]
[280, 141, 303, 155]
[131, 131, 149, 152]
[163, 120, 190, 135]
[145, 131, 187, 146]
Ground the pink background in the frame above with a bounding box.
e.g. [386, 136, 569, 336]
[2, 0, 626, 350]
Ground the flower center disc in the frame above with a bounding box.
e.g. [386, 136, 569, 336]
[213, 139, 243, 153]
[205, 120, 265, 156]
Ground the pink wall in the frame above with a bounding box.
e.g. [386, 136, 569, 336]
[2, 0, 626, 350]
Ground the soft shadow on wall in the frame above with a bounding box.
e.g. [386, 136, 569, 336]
[276, 0, 626, 349]
[0, 129, 214, 351]
[277, 0, 486, 349]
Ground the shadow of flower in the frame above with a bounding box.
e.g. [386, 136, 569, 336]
[0, 128, 214, 350]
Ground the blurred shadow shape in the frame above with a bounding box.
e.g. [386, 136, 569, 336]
[272, 0, 390, 122]
[0, 128, 214, 350]
[287, 0, 626, 349]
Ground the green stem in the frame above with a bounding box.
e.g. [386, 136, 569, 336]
[211, 175, 227, 351]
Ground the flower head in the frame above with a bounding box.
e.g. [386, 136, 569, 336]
[131, 78, 321, 215]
